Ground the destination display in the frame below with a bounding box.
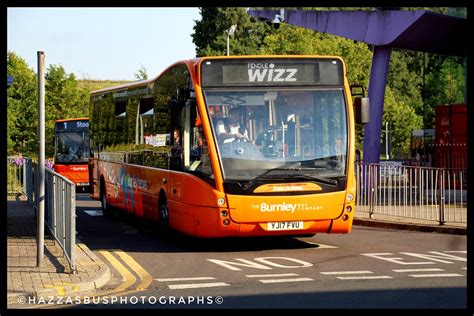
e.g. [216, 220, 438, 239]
[201, 58, 343, 87]
[55, 120, 89, 132]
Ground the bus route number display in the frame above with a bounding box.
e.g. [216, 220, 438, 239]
[56, 120, 89, 132]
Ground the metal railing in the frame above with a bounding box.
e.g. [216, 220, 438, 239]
[14, 158, 77, 273]
[44, 168, 76, 272]
[355, 162, 467, 225]
[7, 156, 33, 202]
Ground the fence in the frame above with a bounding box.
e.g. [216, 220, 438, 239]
[355, 162, 467, 225]
[8, 157, 76, 273]
[44, 168, 76, 272]
[7, 156, 33, 202]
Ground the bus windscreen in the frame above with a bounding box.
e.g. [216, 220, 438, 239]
[55, 131, 89, 163]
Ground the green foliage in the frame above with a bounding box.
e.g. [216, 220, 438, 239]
[135, 65, 148, 80]
[7, 51, 38, 156]
[192, 7, 277, 56]
[44, 65, 90, 156]
[387, 50, 423, 116]
[7, 51, 130, 158]
[261, 24, 372, 86]
[382, 86, 423, 158]
[423, 56, 466, 127]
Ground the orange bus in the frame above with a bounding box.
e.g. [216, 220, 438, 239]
[89, 56, 357, 237]
[53, 118, 90, 191]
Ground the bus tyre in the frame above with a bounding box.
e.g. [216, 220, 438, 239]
[100, 182, 113, 217]
[158, 202, 169, 231]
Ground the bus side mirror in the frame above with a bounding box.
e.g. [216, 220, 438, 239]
[354, 97, 370, 124]
[350, 84, 369, 124]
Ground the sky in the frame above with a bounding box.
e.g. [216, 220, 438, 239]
[7, 8, 202, 81]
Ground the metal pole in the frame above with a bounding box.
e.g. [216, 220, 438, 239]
[385, 122, 390, 160]
[226, 25, 236, 56]
[37, 51, 45, 267]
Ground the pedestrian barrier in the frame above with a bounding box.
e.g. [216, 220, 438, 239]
[355, 162, 467, 225]
[44, 168, 76, 272]
[7, 156, 33, 202]
[9, 157, 76, 270]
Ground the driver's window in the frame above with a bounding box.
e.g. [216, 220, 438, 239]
[186, 102, 212, 176]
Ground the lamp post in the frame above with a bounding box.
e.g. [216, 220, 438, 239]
[226, 25, 237, 56]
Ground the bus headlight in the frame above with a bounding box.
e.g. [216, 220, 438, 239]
[217, 198, 226, 206]
[346, 193, 354, 202]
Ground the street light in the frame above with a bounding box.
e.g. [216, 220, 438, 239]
[226, 25, 237, 56]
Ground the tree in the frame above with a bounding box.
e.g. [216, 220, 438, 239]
[135, 65, 148, 80]
[7, 51, 38, 156]
[192, 7, 277, 56]
[382, 86, 423, 158]
[387, 50, 424, 117]
[45, 65, 89, 157]
[423, 55, 465, 128]
[261, 24, 372, 86]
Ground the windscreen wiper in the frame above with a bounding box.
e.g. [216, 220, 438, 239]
[281, 171, 338, 186]
[242, 166, 337, 190]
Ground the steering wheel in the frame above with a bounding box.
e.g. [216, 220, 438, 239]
[236, 136, 249, 143]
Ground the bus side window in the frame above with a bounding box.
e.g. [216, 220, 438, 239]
[169, 127, 183, 171]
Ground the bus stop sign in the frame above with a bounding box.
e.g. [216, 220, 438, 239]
[7, 75, 14, 87]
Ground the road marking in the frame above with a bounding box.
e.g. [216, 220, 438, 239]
[393, 268, 445, 273]
[83, 210, 103, 216]
[259, 278, 314, 283]
[300, 241, 338, 249]
[115, 251, 153, 290]
[155, 276, 230, 290]
[99, 250, 136, 292]
[409, 274, 464, 278]
[42, 249, 154, 305]
[320, 270, 392, 280]
[168, 283, 230, 290]
[362, 253, 435, 265]
[400, 251, 467, 264]
[336, 276, 393, 280]
[43, 282, 81, 296]
[246, 273, 298, 278]
[462, 267, 467, 270]
[320, 270, 373, 275]
[155, 277, 216, 282]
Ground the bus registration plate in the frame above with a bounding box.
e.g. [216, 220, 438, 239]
[267, 221, 304, 231]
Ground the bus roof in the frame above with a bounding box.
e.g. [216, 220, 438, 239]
[55, 118, 89, 123]
[90, 55, 345, 95]
[90, 58, 201, 96]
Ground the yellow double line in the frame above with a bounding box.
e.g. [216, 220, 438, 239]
[19, 250, 153, 309]
[98, 250, 154, 296]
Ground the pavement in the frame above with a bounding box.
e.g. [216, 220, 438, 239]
[6, 194, 467, 307]
[6, 195, 110, 306]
